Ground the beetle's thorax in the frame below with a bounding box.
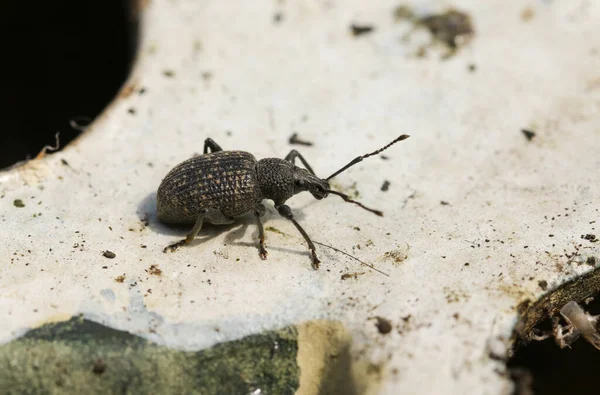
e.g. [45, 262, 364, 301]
[256, 158, 330, 205]
[256, 158, 295, 205]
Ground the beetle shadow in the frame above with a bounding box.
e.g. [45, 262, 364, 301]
[137, 192, 317, 259]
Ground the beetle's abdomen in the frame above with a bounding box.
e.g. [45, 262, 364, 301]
[157, 151, 260, 224]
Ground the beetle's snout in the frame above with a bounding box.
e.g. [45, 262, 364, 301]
[310, 179, 330, 200]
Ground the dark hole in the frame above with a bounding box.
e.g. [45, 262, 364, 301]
[0, 0, 139, 169]
[508, 296, 600, 395]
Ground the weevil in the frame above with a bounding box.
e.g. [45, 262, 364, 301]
[157, 134, 410, 269]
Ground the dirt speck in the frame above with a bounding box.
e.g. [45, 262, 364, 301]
[521, 129, 536, 141]
[115, 275, 125, 283]
[148, 265, 162, 276]
[381, 180, 391, 192]
[102, 250, 116, 259]
[420, 9, 473, 49]
[521, 7, 535, 22]
[383, 246, 410, 264]
[538, 280, 548, 291]
[163, 69, 175, 78]
[288, 133, 314, 146]
[13, 199, 25, 208]
[373, 316, 393, 334]
[350, 23, 375, 37]
[394, 5, 415, 21]
[341, 272, 365, 280]
[265, 226, 289, 237]
[119, 84, 137, 99]
[582, 234, 597, 242]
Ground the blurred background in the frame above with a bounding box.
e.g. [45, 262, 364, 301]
[0, 1, 137, 168]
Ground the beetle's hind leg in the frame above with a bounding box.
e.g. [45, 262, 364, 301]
[204, 138, 224, 153]
[254, 203, 268, 259]
[163, 208, 234, 253]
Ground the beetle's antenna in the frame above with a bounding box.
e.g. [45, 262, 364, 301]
[326, 134, 410, 181]
[313, 240, 389, 277]
[325, 189, 383, 216]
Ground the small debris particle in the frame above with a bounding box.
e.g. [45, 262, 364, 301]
[148, 265, 162, 276]
[374, 316, 393, 334]
[201, 71, 213, 81]
[582, 234, 597, 242]
[102, 251, 116, 259]
[381, 180, 391, 192]
[394, 5, 414, 21]
[163, 69, 175, 78]
[350, 23, 374, 37]
[138, 87, 146, 95]
[102, 266, 108, 269]
[141, 245, 147, 249]
[127, 107, 136, 115]
[384, 247, 410, 264]
[521, 7, 535, 22]
[420, 9, 473, 49]
[440, 201, 450, 206]
[265, 226, 289, 237]
[587, 257, 597, 266]
[341, 272, 364, 280]
[115, 275, 125, 283]
[548, 234, 554, 237]
[468, 63, 477, 72]
[273, 12, 284, 23]
[13, 199, 25, 208]
[521, 129, 536, 141]
[380, 155, 389, 160]
[60, 158, 70, 166]
[353, 226, 361, 231]
[538, 280, 548, 291]
[92, 359, 106, 375]
[288, 132, 314, 146]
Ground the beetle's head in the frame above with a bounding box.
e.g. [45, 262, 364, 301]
[293, 167, 329, 200]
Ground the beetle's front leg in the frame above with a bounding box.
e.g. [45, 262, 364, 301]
[275, 204, 320, 269]
[254, 203, 268, 260]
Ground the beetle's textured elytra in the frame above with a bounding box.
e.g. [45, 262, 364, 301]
[158, 151, 259, 223]
[157, 135, 409, 269]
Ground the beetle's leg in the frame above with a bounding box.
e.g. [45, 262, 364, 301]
[163, 210, 207, 253]
[284, 150, 315, 175]
[163, 208, 233, 253]
[275, 204, 320, 269]
[254, 203, 268, 259]
[204, 138, 224, 154]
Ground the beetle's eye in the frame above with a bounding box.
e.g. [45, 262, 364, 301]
[295, 179, 305, 188]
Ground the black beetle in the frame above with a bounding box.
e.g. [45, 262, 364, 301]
[157, 135, 409, 269]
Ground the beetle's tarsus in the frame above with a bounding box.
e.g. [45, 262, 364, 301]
[163, 239, 187, 253]
[259, 247, 268, 260]
[311, 251, 321, 270]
